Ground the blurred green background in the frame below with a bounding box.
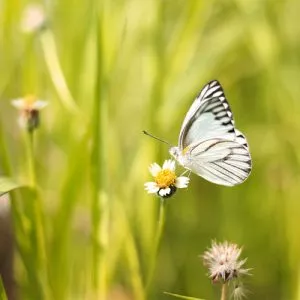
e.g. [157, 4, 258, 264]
[1, 0, 300, 299]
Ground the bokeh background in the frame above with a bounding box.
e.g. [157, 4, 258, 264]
[1, 0, 300, 299]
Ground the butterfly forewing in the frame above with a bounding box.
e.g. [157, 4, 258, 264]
[179, 80, 236, 150]
[234, 129, 249, 150]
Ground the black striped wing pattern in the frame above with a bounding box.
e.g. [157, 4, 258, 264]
[178, 80, 251, 186]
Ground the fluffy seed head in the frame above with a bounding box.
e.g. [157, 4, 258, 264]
[232, 284, 248, 300]
[202, 241, 250, 283]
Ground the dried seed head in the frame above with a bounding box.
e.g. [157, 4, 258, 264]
[231, 282, 248, 300]
[202, 241, 250, 283]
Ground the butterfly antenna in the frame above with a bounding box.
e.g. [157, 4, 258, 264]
[142, 130, 171, 146]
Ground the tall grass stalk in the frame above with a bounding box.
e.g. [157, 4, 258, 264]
[146, 198, 166, 292]
[39, 29, 79, 115]
[144, 2, 167, 294]
[24, 130, 49, 299]
[90, 3, 108, 298]
[115, 201, 145, 300]
[125, 233, 146, 300]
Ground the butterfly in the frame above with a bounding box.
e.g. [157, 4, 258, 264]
[168, 80, 252, 186]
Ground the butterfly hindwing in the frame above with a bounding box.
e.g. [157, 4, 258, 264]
[186, 139, 252, 186]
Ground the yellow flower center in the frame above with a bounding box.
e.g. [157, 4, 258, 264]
[155, 169, 176, 188]
[24, 94, 37, 109]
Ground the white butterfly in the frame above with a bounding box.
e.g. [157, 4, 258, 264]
[169, 80, 252, 186]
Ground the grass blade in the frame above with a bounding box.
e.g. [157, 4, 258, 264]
[0, 277, 7, 300]
[164, 291, 206, 300]
[0, 177, 22, 196]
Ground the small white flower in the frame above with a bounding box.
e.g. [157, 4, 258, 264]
[12, 95, 48, 132]
[12, 98, 48, 111]
[21, 4, 46, 33]
[144, 159, 189, 198]
[202, 241, 250, 283]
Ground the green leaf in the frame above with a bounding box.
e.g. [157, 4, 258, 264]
[164, 292, 206, 300]
[0, 177, 22, 195]
[0, 277, 7, 300]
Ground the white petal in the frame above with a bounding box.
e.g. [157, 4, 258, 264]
[165, 187, 171, 195]
[158, 187, 171, 197]
[144, 182, 159, 193]
[163, 160, 172, 170]
[175, 176, 190, 188]
[162, 159, 176, 171]
[32, 100, 48, 110]
[11, 99, 25, 109]
[149, 163, 161, 177]
[21, 4, 45, 33]
[158, 189, 167, 197]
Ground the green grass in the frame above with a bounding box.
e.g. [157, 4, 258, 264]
[1, 0, 300, 299]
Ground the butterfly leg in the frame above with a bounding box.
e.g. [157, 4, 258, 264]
[180, 170, 191, 178]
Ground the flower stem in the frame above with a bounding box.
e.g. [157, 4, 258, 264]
[221, 283, 228, 300]
[26, 131, 36, 187]
[146, 198, 166, 292]
[25, 131, 49, 299]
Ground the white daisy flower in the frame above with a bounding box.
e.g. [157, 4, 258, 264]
[144, 159, 190, 198]
[12, 95, 48, 132]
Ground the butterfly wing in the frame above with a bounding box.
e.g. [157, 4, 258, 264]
[184, 138, 251, 186]
[177, 80, 251, 186]
[178, 80, 237, 150]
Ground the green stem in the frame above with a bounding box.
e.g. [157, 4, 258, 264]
[221, 283, 227, 300]
[90, 2, 107, 297]
[146, 198, 166, 292]
[26, 131, 36, 187]
[25, 131, 49, 299]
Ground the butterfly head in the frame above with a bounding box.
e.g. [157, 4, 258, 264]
[169, 146, 180, 160]
[169, 146, 190, 167]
